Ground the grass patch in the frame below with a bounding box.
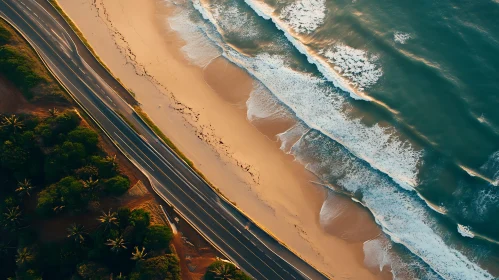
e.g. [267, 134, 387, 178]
[128, 89, 136, 97]
[116, 111, 138, 133]
[0, 19, 68, 103]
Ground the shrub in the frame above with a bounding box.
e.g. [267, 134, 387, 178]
[0, 25, 12, 45]
[67, 127, 99, 153]
[91, 156, 118, 179]
[205, 260, 251, 280]
[0, 46, 43, 97]
[131, 255, 180, 280]
[143, 225, 173, 251]
[37, 176, 86, 216]
[129, 209, 150, 230]
[76, 261, 110, 279]
[103, 176, 130, 196]
[75, 165, 99, 180]
[127, 209, 150, 243]
[54, 111, 80, 134]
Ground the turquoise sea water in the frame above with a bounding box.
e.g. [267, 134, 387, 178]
[165, 0, 499, 278]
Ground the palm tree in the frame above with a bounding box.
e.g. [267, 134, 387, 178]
[15, 179, 35, 197]
[105, 236, 127, 253]
[2, 206, 22, 230]
[82, 177, 99, 191]
[98, 210, 118, 231]
[131, 246, 147, 261]
[1, 115, 24, 133]
[53, 205, 65, 213]
[48, 108, 59, 117]
[67, 224, 86, 244]
[15, 247, 34, 267]
[209, 262, 235, 280]
[106, 155, 118, 168]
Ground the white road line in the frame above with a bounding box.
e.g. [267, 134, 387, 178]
[113, 133, 154, 172]
[119, 138, 286, 280]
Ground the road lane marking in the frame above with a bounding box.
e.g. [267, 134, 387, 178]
[146, 177, 269, 279]
[114, 133, 154, 171]
[50, 28, 70, 49]
[140, 132, 312, 279]
[115, 136, 287, 280]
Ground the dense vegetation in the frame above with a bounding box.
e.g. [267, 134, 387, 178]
[0, 111, 178, 279]
[204, 260, 251, 280]
[0, 20, 67, 102]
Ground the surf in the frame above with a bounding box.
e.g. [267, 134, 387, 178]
[162, 0, 497, 278]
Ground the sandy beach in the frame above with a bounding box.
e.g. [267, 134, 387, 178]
[56, 0, 390, 278]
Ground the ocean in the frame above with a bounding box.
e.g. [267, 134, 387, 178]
[164, 0, 499, 278]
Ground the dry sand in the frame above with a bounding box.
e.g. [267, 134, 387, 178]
[56, 0, 391, 278]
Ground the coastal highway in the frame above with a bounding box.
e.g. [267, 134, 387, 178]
[0, 0, 329, 279]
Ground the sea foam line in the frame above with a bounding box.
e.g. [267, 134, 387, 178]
[291, 131, 493, 280]
[192, 0, 421, 191]
[173, 1, 494, 278]
[243, 0, 373, 101]
[243, 0, 403, 116]
[279, 0, 327, 34]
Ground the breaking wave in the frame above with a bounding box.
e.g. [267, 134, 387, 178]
[280, 0, 327, 34]
[291, 130, 492, 279]
[244, 0, 382, 100]
[162, 0, 497, 278]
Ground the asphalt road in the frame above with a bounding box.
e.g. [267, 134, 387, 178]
[0, 1, 329, 279]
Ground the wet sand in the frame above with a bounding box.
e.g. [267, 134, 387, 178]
[56, 0, 391, 278]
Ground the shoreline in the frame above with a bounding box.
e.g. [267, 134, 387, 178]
[56, 0, 390, 278]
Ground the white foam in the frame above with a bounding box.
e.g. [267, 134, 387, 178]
[212, 4, 260, 40]
[363, 237, 441, 279]
[319, 193, 345, 227]
[244, 0, 378, 101]
[363, 238, 391, 272]
[280, 0, 327, 34]
[167, 7, 221, 67]
[246, 81, 289, 121]
[291, 131, 493, 279]
[472, 188, 498, 218]
[458, 224, 475, 238]
[322, 45, 383, 91]
[171, 1, 494, 278]
[191, 0, 421, 189]
[480, 150, 499, 186]
[394, 32, 411, 44]
[226, 52, 420, 190]
[277, 123, 309, 153]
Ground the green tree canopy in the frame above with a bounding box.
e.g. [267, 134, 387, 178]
[131, 255, 180, 280]
[204, 260, 251, 280]
[76, 261, 110, 279]
[143, 225, 173, 251]
[103, 176, 130, 196]
[91, 156, 118, 179]
[0, 25, 12, 45]
[67, 127, 99, 153]
[53, 111, 80, 134]
[37, 176, 86, 216]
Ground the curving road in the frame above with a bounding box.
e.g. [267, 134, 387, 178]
[0, 0, 329, 279]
